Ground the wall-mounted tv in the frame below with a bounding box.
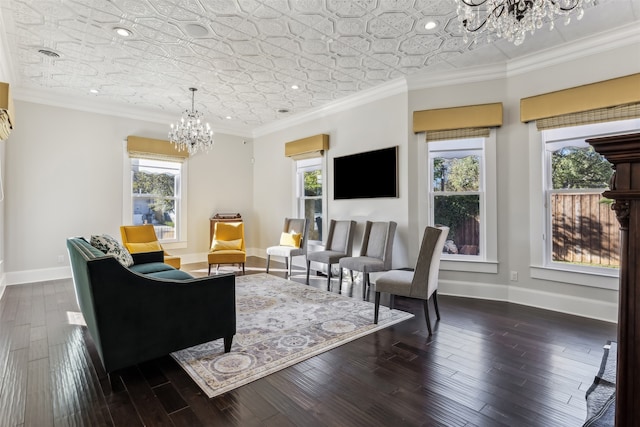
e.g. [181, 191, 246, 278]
[333, 146, 398, 200]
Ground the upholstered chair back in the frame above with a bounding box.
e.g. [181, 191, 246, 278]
[120, 224, 181, 269]
[120, 224, 161, 252]
[283, 218, 308, 250]
[212, 221, 245, 251]
[359, 221, 397, 269]
[410, 226, 449, 299]
[325, 220, 356, 255]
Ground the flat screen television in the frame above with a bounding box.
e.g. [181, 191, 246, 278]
[333, 146, 398, 199]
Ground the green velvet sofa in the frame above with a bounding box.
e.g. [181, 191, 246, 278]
[66, 237, 236, 373]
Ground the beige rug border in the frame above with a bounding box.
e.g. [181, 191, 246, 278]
[171, 273, 414, 398]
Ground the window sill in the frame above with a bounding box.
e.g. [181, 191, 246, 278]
[440, 259, 498, 274]
[530, 265, 618, 290]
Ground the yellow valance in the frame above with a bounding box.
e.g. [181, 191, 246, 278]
[127, 135, 189, 160]
[285, 134, 329, 160]
[0, 82, 15, 140]
[520, 73, 640, 123]
[413, 103, 503, 134]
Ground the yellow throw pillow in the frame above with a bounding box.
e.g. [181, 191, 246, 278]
[211, 239, 242, 251]
[279, 232, 301, 248]
[126, 241, 163, 253]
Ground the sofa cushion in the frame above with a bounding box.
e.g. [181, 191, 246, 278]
[146, 270, 194, 280]
[90, 234, 134, 267]
[129, 262, 175, 275]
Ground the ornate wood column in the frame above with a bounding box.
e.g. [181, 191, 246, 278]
[587, 132, 640, 427]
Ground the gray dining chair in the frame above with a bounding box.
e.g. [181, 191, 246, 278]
[339, 221, 397, 300]
[374, 225, 449, 335]
[266, 218, 309, 278]
[306, 220, 357, 291]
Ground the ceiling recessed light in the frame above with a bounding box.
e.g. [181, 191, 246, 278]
[425, 21, 437, 30]
[225, 116, 232, 120]
[89, 89, 99, 94]
[291, 85, 299, 90]
[38, 49, 60, 58]
[114, 27, 132, 37]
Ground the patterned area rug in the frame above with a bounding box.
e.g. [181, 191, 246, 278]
[171, 273, 414, 398]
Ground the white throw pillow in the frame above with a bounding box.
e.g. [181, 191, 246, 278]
[90, 234, 134, 267]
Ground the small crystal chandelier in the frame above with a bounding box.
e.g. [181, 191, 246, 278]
[455, 0, 592, 46]
[168, 87, 214, 155]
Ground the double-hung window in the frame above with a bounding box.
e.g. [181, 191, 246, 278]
[296, 157, 324, 242]
[130, 157, 182, 241]
[428, 138, 485, 259]
[123, 137, 188, 246]
[540, 121, 637, 274]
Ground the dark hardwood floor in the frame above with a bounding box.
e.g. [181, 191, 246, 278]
[0, 257, 616, 426]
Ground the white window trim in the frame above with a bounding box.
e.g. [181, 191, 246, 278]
[293, 156, 327, 244]
[122, 141, 188, 249]
[418, 131, 498, 274]
[528, 120, 640, 289]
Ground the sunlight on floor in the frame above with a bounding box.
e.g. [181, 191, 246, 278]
[66, 311, 86, 326]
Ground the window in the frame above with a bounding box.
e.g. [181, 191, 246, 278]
[542, 123, 626, 274]
[296, 158, 324, 242]
[428, 138, 485, 259]
[130, 157, 184, 242]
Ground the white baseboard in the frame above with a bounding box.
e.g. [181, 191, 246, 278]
[508, 286, 617, 323]
[439, 278, 617, 323]
[439, 279, 509, 302]
[6, 266, 72, 285]
[4, 261, 618, 323]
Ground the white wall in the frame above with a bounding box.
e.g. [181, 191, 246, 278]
[4, 101, 253, 283]
[253, 91, 411, 269]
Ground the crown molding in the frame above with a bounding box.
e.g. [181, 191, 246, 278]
[12, 86, 254, 138]
[506, 22, 640, 76]
[406, 63, 508, 92]
[253, 77, 408, 138]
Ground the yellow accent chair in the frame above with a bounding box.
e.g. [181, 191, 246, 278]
[119, 224, 181, 269]
[208, 221, 246, 275]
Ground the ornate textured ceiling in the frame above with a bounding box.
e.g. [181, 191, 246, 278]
[0, 0, 638, 133]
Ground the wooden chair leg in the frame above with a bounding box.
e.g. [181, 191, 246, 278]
[339, 267, 344, 288]
[306, 260, 311, 284]
[389, 294, 395, 310]
[327, 264, 332, 291]
[374, 292, 381, 324]
[423, 299, 433, 336]
[266, 255, 271, 273]
[208, 264, 212, 275]
[433, 291, 441, 320]
[285, 258, 289, 277]
[216, 264, 220, 273]
[242, 263, 245, 275]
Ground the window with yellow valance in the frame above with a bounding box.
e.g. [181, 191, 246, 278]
[520, 73, 640, 130]
[413, 103, 503, 141]
[127, 135, 189, 161]
[284, 134, 329, 160]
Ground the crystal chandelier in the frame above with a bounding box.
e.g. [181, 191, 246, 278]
[168, 87, 214, 155]
[455, 0, 592, 46]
